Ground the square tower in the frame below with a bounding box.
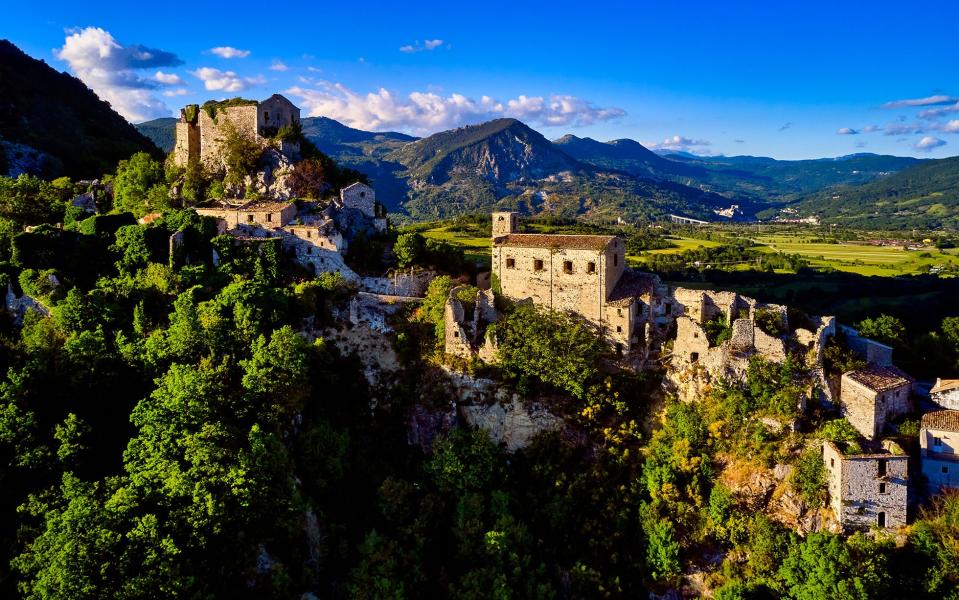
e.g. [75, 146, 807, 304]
[492, 212, 517, 237]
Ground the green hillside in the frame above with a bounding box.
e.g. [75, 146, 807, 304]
[790, 155, 959, 228]
[135, 117, 177, 152]
[0, 39, 160, 179]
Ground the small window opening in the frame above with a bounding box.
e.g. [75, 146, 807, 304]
[613, 253, 619, 267]
[830, 458, 835, 467]
[360, 191, 366, 198]
[587, 261, 596, 274]
[690, 352, 699, 363]
[617, 309, 622, 317]
[877, 512, 886, 527]
[665, 303, 672, 315]
[563, 260, 573, 274]
[534, 259, 544, 271]
[264, 111, 269, 121]
[616, 326, 622, 333]
[878, 459, 887, 477]
[453, 331, 459, 338]
[879, 483, 886, 494]
[247, 214, 254, 223]
[943, 466, 950, 474]
[506, 258, 516, 269]
[267, 213, 273, 222]
[935, 436, 943, 448]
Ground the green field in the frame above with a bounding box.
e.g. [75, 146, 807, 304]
[421, 226, 492, 263]
[751, 234, 959, 276]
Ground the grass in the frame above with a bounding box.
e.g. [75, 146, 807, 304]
[421, 226, 492, 264]
[750, 234, 959, 276]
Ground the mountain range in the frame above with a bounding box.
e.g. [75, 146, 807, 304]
[0, 39, 159, 179]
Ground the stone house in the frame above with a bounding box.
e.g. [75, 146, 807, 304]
[839, 365, 914, 439]
[920, 410, 959, 493]
[823, 440, 909, 530]
[930, 379, 959, 410]
[331, 183, 387, 234]
[195, 200, 297, 230]
[490, 211, 658, 353]
[173, 94, 301, 169]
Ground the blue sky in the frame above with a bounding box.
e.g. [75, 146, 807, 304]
[4, 0, 959, 159]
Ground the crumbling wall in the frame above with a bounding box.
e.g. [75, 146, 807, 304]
[753, 326, 787, 361]
[841, 326, 893, 366]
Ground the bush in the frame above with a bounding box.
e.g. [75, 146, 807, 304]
[754, 308, 784, 337]
[790, 447, 827, 508]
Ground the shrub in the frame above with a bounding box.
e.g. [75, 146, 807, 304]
[790, 446, 827, 508]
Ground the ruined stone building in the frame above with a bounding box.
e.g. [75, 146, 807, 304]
[930, 379, 959, 410]
[823, 440, 908, 531]
[445, 286, 498, 362]
[194, 183, 384, 278]
[839, 365, 914, 440]
[490, 211, 660, 353]
[173, 94, 301, 169]
[920, 410, 959, 493]
[467, 211, 836, 390]
[840, 325, 894, 367]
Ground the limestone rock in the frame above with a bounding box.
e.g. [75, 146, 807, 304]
[459, 399, 562, 452]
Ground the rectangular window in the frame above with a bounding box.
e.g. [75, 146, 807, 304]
[944, 466, 950, 474]
[878, 459, 887, 477]
[879, 483, 886, 493]
[563, 260, 573, 274]
[534, 259, 544, 271]
[587, 261, 596, 274]
[267, 213, 273, 222]
[307, 231, 312, 238]
[877, 512, 886, 527]
[830, 458, 834, 467]
[506, 258, 516, 269]
[616, 326, 622, 333]
[247, 214, 254, 223]
[264, 111, 269, 121]
[613, 253, 619, 267]
[690, 352, 699, 362]
[617, 309, 622, 317]
[934, 436, 943, 448]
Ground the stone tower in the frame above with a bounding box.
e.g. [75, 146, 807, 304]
[173, 105, 200, 167]
[491, 211, 517, 237]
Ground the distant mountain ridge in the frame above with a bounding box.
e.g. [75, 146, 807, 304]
[0, 39, 160, 178]
[787, 156, 959, 228]
[131, 99, 953, 227]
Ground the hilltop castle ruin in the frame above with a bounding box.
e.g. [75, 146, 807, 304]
[173, 94, 301, 169]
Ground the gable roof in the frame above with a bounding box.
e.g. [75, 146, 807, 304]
[931, 379, 959, 394]
[493, 233, 616, 252]
[844, 364, 914, 393]
[922, 410, 959, 432]
[261, 93, 298, 109]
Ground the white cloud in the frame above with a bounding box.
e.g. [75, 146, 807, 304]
[210, 46, 250, 59]
[400, 39, 446, 53]
[270, 60, 289, 72]
[644, 135, 711, 152]
[860, 124, 879, 133]
[162, 88, 188, 97]
[920, 102, 959, 119]
[837, 127, 858, 135]
[154, 70, 183, 85]
[285, 82, 625, 134]
[914, 136, 946, 151]
[942, 120, 959, 133]
[882, 95, 956, 109]
[55, 26, 182, 121]
[192, 67, 266, 92]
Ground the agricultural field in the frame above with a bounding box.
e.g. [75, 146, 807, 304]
[750, 234, 959, 276]
[420, 225, 492, 263]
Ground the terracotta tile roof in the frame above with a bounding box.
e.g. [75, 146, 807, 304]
[607, 270, 658, 307]
[493, 233, 616, 251]
[922, 410, 959, 432]
[844, 364, 914, 392]
[931, 379, 959, 394]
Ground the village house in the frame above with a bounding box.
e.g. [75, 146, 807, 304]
[839, 365, 914, 439]
[920, 410, 959, 493]
[823, 439, 909, 531]
[194, 183, 384, 277]
[930, 379, 959, 410]
[173, 94, 301, 169]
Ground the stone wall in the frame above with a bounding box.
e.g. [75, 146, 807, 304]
[841, 326, 894, 366]
[340, 183, 376, 218]
[444, 285, 499, 360]
[258, 94, 300, 131]
[839, 375, 911, 439]
[199, 104, 260, 169]
[195, 203, 297, 229]
[823, 441, 908, 531]
[932, 387, 959, 410]
[173, 121, 200, 167]
[492, 211, 517, 236]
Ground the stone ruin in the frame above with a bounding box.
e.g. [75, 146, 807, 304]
[444, 285, 499, 362]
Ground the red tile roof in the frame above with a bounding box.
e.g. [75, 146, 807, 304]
[844, 364, 914, 392]
[493, 233, 616, 251]
[922, 410, 959, 432]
